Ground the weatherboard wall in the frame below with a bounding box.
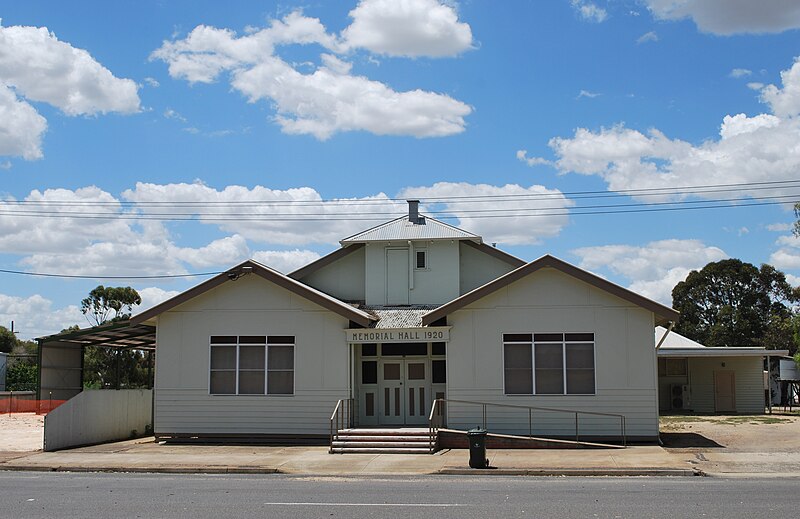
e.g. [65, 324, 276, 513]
[458, 242, 518, 295]
[445, 267, 659, 440]
[153, 275, 350, 437]
[298, 245, 366, 302]
[687, 356, 764, 413]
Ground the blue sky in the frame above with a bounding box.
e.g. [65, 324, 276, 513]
[2, 0, 800, 339]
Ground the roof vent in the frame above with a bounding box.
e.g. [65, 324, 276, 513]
[407, 199, 424, 224]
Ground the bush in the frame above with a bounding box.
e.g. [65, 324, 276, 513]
[6, 362, 37, 392]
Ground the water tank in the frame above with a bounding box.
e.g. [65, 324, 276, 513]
[779, 358, 800, 381]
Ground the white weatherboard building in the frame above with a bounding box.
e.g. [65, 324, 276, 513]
[126, 201, 679, 443]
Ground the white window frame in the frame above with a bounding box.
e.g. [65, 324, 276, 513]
[208, 335, 295, 396]
[414, 248, 428, 270]
[502, 332, 596, 396]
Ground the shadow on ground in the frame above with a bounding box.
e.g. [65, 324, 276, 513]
[660, 432, 724, 449]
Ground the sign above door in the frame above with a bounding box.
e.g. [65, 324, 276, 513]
[346, 326, 450, 343]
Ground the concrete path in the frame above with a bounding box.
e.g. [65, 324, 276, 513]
[0, 437, 696, 476]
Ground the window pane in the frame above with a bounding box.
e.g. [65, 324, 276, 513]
[361, 343, 377, 357]
[666, 358, 687, 376]
[503, 333, 532, 343]
[210, 371, 235, 394]
[505, 369, 533, 394]
[416, 250, 426, 269]
[210, 345, 236, 369]
[567, 370, 594, 394]
[239, 335, 266, 344]
[238, 371, 265, 394]
[383, 363, 401, 380]
[535, 369, 563, 394]
[239, 346, 265, 369]
[432, 360, 446, 384]
[565, 333, 593, 342]
[210, 336, 237, 344]
[535, 344, 563, 369]
[408, 362, 425, 380]
[267, 371, 293, 394]
[534, 333, 563, 342]
[268, 346, 294, 370]
[362, 361, 377, 384]
[504, 344, 532, 368]
[431, 342, 446, 356]
[565, 343, 593, 369]
[268, 336, 294, 344]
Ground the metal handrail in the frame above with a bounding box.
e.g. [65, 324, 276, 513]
[427, 398, 446, 453]
[429, 398, 627, 447]
[329, 398, 354, 453]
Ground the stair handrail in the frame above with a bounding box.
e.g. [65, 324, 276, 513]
[429, 398, 627, 447]
[329, 398, 354, 453]
[427, 398, 446, 453]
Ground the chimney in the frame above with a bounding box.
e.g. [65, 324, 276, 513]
[407, 199, 421, 224]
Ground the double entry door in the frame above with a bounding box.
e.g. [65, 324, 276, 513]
[378, 358, 429, 425]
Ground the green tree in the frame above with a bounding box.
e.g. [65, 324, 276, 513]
[0, 325, 16, 354]
[80, 285, 142, 326]
[794, 202, 800, 238]
[672, 259, 800, 352]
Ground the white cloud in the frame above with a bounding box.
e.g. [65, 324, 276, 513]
[572, 239, 728, 304]
[0, 23, 140, 160]
[730, 68, 752, 78]
[137, 287, 181, 313]
[787, 274, 800, 287]
[767, 223, 792, 232]
[643, 0, 800, 35]
[143, 77, 160, 87]
[0, 24, 140, 115]
[571, 1, 608, 23]
[252, 250, 322, 273]
[341, 0, 473, 57]
[0, 292, 84, 339]
[760, 57, 800, 118]
[399, 182, 573, 245]
[747, 82, 765, 91]
[522, 56, 800, 202]
[770, 234, 800, 270]
[636, 31, 659, 44]
[151, 9, 472, 139]
[0, 85, 47, 160]
[577, 89, 601, 99]
[516, 149, 553, 167]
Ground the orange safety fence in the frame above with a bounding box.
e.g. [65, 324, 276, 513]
[1, 394, 67, 415]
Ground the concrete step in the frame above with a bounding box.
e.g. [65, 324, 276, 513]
[334, 435, 432, 442]
[332, 441, 432, 449]
[330, 447, 432, 454]
[340, 428, 431, 436]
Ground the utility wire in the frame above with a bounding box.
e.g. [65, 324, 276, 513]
[4, 179, 800, 207]
[0, 268, 223, 279]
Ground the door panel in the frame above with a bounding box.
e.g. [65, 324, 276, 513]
[379, 360, 404, 425]
[405, 360, 428, 424]
[386, 249, 409, 305]
[714, 371, 736, 412]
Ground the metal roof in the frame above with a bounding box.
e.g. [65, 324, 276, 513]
[655, 327, 788, 357]
[362, 305, 441, 329]
[341, 215, 481, 244]
[37, 320, 156, 350]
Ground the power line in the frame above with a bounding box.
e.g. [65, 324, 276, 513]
[0, 268, 223, 280]
[4, 179, 800, 207]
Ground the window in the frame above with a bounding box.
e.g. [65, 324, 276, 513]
[415, 249, 427, 269]
[209, 335, 294, 395]
[503, 333, 595, 395]
[658, 358, 687, 377]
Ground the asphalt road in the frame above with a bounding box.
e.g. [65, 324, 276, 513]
[0, 472, 796, 518]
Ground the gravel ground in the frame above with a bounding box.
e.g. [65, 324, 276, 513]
[0, 413, 43, 452]
[660, 412, 800, 475]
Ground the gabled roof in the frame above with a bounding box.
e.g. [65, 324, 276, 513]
[289, 243, 364, 280]
[421, 254, 680, 327]
[461, 240, 526, 268]
[340, 214, 481, 244]
[131, 259, 377, 327]
[654, 326, 789, 357]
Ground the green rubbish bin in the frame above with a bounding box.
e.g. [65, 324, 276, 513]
[468, 428, 489, 469]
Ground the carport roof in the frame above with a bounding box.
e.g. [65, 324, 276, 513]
[36, 320, 156, 350]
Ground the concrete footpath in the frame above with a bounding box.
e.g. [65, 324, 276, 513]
[0, 438, 698, 477]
